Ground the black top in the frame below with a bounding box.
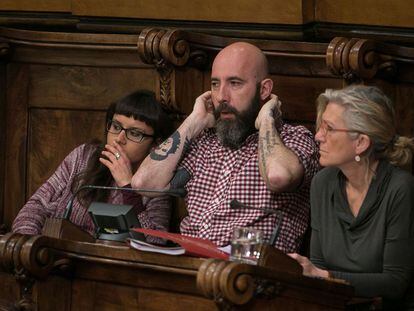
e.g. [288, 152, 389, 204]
[310, 160, 414, 308]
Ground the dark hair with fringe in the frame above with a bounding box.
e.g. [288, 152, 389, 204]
[71, 90, 173, 206]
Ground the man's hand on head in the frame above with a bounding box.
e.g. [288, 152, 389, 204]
[188, 91, 216, 134]
[255, 94, 282, 130]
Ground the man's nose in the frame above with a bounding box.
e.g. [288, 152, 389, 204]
[215, 84, 230, 103]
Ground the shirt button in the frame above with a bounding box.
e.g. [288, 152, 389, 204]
[224, 169, 230, 176]
[203, 223, 209, 230]
[214, 198, 220, 204]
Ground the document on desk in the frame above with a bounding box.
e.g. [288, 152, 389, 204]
[129, 228, 229, 260]
[129, 239, 185, 255]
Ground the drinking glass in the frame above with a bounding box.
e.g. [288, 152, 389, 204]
[230, 227, 263, 265]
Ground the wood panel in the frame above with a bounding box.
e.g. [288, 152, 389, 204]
[0, 61, 6, 225]
[394, 84, 414, 137]
[10, 45, 145, 68]
[271, 75, 343, 124]
[315, 0, 414, 28]
[1, 0, 414, 29]
[36, 276, 72, 311]
[0, 273, 19, 306]
[4, 64, 29, 232]
[72, 0, 308, 24]
[71, 280, 216, 311]
[28, 109, 106, 198]
[0, 0, 71, 12]
[28, 65, 157, 109]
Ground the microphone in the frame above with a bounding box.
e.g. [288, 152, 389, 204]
[63, 185, 186, 221]
[230, 199, 283, 246]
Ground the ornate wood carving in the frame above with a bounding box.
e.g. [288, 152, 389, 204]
[137, 28, 208, 114]
[326, 37, 398, 83]
[0, 232, 355, 310]
[138, 28, 209, 68]
[0, 233, 70, 310]
[196, 257, 302, 307]
[197, 259, 258, 307]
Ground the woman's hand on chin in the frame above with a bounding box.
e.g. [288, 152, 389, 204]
[99, 143, 133, 187]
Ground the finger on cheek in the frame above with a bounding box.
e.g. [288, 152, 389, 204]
[99, 157, 110, 167]
[105, 144, 115, 152]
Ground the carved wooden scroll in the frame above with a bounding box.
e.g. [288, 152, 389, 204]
[0, 233, 69, 311]
[326, 37, 397, 83]
[196, 248, 294, 308]
[138, 28, 187, 113]
[137, 28, 208, 114]
[197, 259, 256, 308]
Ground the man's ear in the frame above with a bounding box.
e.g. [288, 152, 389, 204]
[260, 78, 273, 102]
[355, 134, 371, 155]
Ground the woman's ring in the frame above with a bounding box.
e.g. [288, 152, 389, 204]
[114, 152, 121, 160]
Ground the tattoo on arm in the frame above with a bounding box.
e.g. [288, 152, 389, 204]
[177, 136, 191, 164]
[150, 131, 181, 161]
[170, 168, 191, 189]
[259, 135, 270, 184]
[264, 128, 280, 156]
[259, 127, 281, 180]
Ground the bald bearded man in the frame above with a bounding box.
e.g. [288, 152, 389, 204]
[132, 42, 319, 253]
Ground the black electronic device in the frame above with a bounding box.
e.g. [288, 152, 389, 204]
[62, 185, 186, 242]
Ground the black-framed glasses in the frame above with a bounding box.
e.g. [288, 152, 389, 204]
[106, 120, 154, 143]
[318, 120, 362, 136]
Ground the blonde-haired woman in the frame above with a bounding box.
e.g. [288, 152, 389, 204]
[289, 85, 414, 310]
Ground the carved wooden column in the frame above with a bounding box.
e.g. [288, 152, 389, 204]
[326, 37, 397, 84]
[137, 28, 208, 118]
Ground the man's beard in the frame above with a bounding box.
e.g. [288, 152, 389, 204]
[214, 85, 261, 150]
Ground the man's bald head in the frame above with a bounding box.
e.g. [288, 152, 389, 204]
[210, 42, 273, 149]
[212, 42, 269, 83]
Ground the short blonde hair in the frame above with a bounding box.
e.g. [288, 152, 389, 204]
[316, 85, 414, 169]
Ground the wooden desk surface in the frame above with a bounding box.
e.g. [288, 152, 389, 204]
[0, 233, 353, 310]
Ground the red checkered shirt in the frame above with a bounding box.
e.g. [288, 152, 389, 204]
[179, 124, 319, 253]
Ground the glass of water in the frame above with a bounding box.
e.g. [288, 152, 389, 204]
[230, 227, 263, 265]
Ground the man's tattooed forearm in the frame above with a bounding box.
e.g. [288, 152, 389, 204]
[178, 137, 192, 163]
[170, 167, 191, 189]
[264, 128, 280, 155]
[259, 135, 270, 184]
[259, 127, 281, 177]
[150, 131, 181, 161]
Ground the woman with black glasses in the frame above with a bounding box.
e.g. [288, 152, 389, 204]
[13, 90, 174, 242]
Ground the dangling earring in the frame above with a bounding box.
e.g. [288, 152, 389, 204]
[355, 155, 361, 162]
